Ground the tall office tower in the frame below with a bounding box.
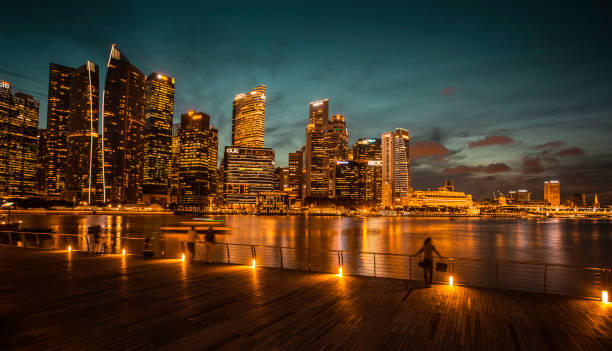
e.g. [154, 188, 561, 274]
[102, 44, 146, 203]
[544, 180, 560, 206]
[325, 114, 349, 194]
[353, 138, 382, 204]
[223, 146, 275, 206]
[142, 73, 175, 204]
[37, 129, 48, 194]
[178, 111, 218, 205]
[0, 81, 40, 196]
[169, 123, 180, 204]
[65, 62, 100, 203]
[288, 150, 304, 200]
[45, 63, 75, 196]
[305, 99, 329, 198]
[232, 85, 266, 148]
[333, 161, 360, 200]
[381, 128, 410, 206]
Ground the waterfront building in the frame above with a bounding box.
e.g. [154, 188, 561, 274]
[0, 80, 40, 196]
[325, 114, 349, 191]
[353, 138, 382, 204]
[232, 85, 266, 148]
[65, 62, 100, 203]
[381, 128, 410, 206]
[102, 44, 146, 203]
[353, 138, 382, 162]
[305, 99, 330, 198]
[275, 167, 289, 191]
[178, 111, 217, 205]
[442, 180, 454, 192]
[256, 191, 289, 215]
[516, 189, 531, 203]
[544, 180, 560, 206]
[45, 63, 75, 196]
[288, 150, 304, 202]
[223, 146, 275, 206]
[169, 123, 180, 204]
[37, 129, 48, 194]
[401, 188, 473, 208]
[332, 161, 360, 200]
[143, 73, 175, 204]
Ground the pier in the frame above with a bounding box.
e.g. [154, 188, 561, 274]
[1, 246, 610, 350]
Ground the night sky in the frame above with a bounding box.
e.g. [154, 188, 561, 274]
[2, 1, 611, 201]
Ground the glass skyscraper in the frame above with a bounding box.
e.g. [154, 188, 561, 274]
[382, 128, 410, 207]
[143, 73, 175, 204]
[232, 85, 266, 148]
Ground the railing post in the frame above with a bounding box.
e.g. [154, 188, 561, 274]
[226, 244, 230, 264]
[35, 234, 40, 248]
[409, 256, 412, 280]
[307, 248, 311, 272]
[373, 253, 376, 278]
[543, 264, 548, 293]
[279, 247, 283, 269]
[8, 232, 12, 247]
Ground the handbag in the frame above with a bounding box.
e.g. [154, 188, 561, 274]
[418, 261, 425, 268]
[435, 262, 448, 272]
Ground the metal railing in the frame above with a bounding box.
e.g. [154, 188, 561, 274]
[1, 230, 609, 300]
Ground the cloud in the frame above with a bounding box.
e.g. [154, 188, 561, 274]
[535, 141, 565, 149]
[521, 156, 544, 173]
[556, 147, 585, 157]
[410, 141, 451, 161]
[442, 162, 511, 175]
[468, 135, 514, 149]
[441, 87, 455, 95]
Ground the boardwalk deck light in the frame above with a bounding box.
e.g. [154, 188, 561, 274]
[449, 275, 454, 286]
[122, 249, 126, 256]
[181, 253, 185, 262]
[68, 245, 72, 252]
[251, 259, 256, 268]
[338, 266, 343, 277]
[603, 290, 609, 304]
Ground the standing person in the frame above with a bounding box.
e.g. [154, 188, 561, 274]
[86, 226, 94, 255]
[415, 238, 444, 286]
[186, 226, 198, 263]
[204, 226, 215, 263]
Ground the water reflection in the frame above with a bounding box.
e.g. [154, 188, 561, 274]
[12, 214, 612, 268]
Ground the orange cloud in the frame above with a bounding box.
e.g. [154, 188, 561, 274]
[468, 135, 514, 148]
[410, 141, 450, 161]
[442, 163, 511, 175]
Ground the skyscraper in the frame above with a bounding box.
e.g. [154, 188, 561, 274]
[325, 114, 349, 193]
[288, 150, 304, 201]
[305, 99, 329, 198]
[381, 128, 410, 207]
[178, 111, 218, 205]
[232, 85, 266, 148]
[0, 81, 39, 196]
[143, 73, 175, 204]
[169, 123, 180, 204]
[65, 61, 100, 203]
[45, 63, 75, 196]
[333, 161, 360, 200]
[102, 44, 146, 203]
[223, 146, 275, 206]
[544, 180, 560, 206]
[353, 138, 383, 204]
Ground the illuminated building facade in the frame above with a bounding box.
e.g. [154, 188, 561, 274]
[256, 191, 289, 214]
[169, 123, 180, 203]
[325, 114, 349, 192]
[65, 62, 100, 203]
[382, 128, 410, 206]
[332, 161, 360, 200]
[178, 111, 218, 205]
[143, 73, 175, 204]
[45, 63, 74, 196]
[102, 44, 146, 203]
[305, 99, 329, 198]
[232, 85, 266, 148]
[288, 150, 304, 201]
[223, 146, 275, 205]
[0, 81, 39, 196]
[401, 189, 473, 208]
[353, 138, 382, 204]
[37, 129, 48, 194]
[544, 180, 560, 206]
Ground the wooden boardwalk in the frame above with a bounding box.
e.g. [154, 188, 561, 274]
[1, 247, 610, 350]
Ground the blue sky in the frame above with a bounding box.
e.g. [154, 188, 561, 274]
[2, 0, 611, 201]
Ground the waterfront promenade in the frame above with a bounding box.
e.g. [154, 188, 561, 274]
[1, 247, 610, 350]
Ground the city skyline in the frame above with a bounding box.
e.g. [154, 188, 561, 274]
[2, 1, 611, 201]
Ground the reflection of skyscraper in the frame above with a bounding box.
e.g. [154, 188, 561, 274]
[0, 81, 39, 196]
[232, 85, 266, 148]
[66, 62, 100, 203]
[544, 180, 560, 206]
[382, 128, 410, 207]
[178, 111, 218, 205]
[143, 73, 175, 204]
[102, 44, 146, 203]
[305, 99, 329, 198]
[45, 63, 75, 196]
